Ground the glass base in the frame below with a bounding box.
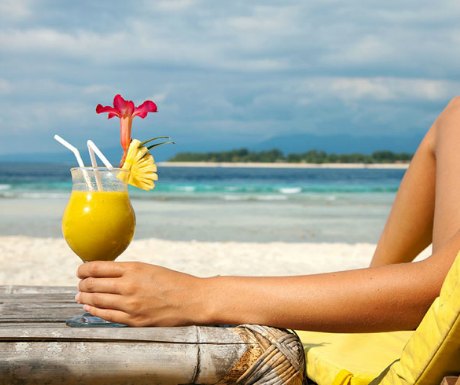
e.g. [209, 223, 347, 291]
[66, 312, 128, 328]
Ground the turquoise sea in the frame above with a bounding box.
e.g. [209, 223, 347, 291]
[0, 163, 404, 199]
[0, 163, 405, 243]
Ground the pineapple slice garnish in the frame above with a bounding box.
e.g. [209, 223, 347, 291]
[119, 139, 158, 190]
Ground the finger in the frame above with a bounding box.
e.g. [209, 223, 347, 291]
[83, 304, 131, 326]
[77, 261, 124, 279]
[77, 292, 124, 311]
[78, 277, 121, 294]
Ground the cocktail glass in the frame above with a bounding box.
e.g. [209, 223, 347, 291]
[62, 167, 136, 327]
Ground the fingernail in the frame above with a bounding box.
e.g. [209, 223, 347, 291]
[83, 304, 90, 312]
[75, 292, 81, 303]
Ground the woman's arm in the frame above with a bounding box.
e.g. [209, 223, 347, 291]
[204, 258, 437, 332]
[76, 229, 460, 331]
[77, 98, 460, 331]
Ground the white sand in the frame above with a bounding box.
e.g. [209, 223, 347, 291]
[0, 236, 431, 286]
[159, 161, 409, 169]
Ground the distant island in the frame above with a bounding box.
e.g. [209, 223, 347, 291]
[168, 148, 412, 164]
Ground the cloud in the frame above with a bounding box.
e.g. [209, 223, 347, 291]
[2, 1, 458, 75]
[0, 0, 33, 21]
[0, 0, 458, 156]
[149, 0, 197, 11]
[315, 77, 457, 102]
[0, 28, 126, 59]
[0, 79, 12, 94]
[82, 84, 114, 96]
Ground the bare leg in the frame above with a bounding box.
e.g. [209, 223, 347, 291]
[370, 131, 435, 266]
[371, 97, 460, 267]
[431, 98, 460, 249]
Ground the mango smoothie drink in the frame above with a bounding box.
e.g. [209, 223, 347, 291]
[57, 94, 164, 327]
[62, 190, 135, 262]
[62, 167, 136, 263]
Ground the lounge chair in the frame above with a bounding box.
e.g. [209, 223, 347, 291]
[297, 250, 460, 385]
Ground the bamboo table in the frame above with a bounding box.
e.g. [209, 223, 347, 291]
[0, 285, 306, 385]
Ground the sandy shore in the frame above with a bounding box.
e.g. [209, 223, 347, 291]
[0, 196, 392, 243]
[159, 161, 409, 169]
[0, 236, 431, 286]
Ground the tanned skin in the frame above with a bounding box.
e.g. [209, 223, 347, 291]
[76, 97, 460, 332]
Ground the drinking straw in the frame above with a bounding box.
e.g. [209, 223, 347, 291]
[54, 135, 85, 167]
[53, 135, 93, 190]
[87, 140, 113, 169]
[87, 142, 103, 191]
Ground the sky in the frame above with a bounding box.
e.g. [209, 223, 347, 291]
[0, 0, 459, 161]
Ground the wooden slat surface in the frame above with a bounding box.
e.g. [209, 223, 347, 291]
[0, 285, 258, 384]
[0, 285, 246, 343]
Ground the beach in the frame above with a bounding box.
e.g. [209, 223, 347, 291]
[0, 236, 380, 286]
[0, 194, 388, 287]
[0, 194, 431, 287]
[159, 161, 410, 169]
[0, 163, 429, 286]
[0, 195, 393, 242]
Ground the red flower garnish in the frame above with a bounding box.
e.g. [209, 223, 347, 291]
[96, 94, 157, 165]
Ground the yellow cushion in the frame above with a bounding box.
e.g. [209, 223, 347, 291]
[297, 251, 460, 385]
[375, 251, 460, 385]
[297, 330, 411, 385]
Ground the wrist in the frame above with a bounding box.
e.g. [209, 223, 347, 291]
[192, 275, 227, 326]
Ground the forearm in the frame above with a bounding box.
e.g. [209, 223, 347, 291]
[76, 231, 460, 329]
[200, 258, 443, 332]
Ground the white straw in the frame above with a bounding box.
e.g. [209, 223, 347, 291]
[54, 135, 85, 168]
[87, 140, 113, 169]
[54, 134, 92, 190]
[87, 142, 103, 191]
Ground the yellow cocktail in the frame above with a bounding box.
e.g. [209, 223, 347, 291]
[62, 167, 135, 327]
[62, 190, 135, 261]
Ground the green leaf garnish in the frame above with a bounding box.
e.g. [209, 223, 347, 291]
[139, 136, 171, 147]
[147, 141, 176, 150]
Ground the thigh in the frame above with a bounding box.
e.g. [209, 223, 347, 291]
[432, 97, 460, 251]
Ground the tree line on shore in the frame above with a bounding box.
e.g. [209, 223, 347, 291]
[169, 148, 413, 164]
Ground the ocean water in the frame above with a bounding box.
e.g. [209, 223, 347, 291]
[0, 163, 405, 242]
[0, 163, 404, 200]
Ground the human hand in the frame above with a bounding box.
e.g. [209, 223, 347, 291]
[76, 261, 209, 327]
